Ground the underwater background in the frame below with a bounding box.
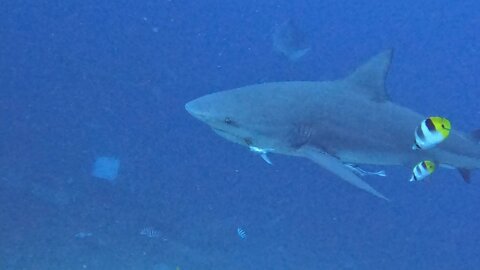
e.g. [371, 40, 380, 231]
[1, 0, 480, 269]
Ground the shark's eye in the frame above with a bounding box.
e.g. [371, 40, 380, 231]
[224, 117, 233, 124]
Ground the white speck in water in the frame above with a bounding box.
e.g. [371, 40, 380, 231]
[140, 227, 162, 238]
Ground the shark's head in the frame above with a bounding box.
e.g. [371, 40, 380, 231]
[185, 89, 281, 149]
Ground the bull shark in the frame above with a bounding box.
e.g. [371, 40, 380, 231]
[272, 19, 311, 61]
[185, 50, 480, 200]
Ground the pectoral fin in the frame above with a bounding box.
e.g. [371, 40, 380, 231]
[302, 148, 389, 201]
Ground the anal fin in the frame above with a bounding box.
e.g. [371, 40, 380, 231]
[458, 168, 472, 183]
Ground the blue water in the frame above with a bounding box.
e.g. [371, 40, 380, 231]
[1, 0, 480, 269]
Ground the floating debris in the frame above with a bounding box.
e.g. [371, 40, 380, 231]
[92, 156, 120, 182]
[237, 227, 247, 239]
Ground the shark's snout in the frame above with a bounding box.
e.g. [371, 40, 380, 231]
[185, 99, 208, 122]
[184, 100, 196, 115]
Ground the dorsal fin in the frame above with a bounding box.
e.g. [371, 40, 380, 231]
[469, 129, 480, 143]
[345, 49, 393, 102]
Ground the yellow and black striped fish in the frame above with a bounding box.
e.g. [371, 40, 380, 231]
[409, 160, 436, 182]
[412, 117, 451, 150]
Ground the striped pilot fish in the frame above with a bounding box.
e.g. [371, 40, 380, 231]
[410, 160, 436, 182]
[412, 117, 451, 150]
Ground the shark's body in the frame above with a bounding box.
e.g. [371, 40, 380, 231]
[185, 50, 480, 200]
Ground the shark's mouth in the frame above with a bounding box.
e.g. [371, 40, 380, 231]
[212, 127, 228, 135]
[212, 128, 249, 146]
[212, 127, 235, 138]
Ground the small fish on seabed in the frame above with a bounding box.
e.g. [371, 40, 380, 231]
[75, 232, 93, 239]
[237, 227, 247, 239]
[410, 160, 436, 182]
[413, 117, 451, 150]
[140, 227, 162, 238]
